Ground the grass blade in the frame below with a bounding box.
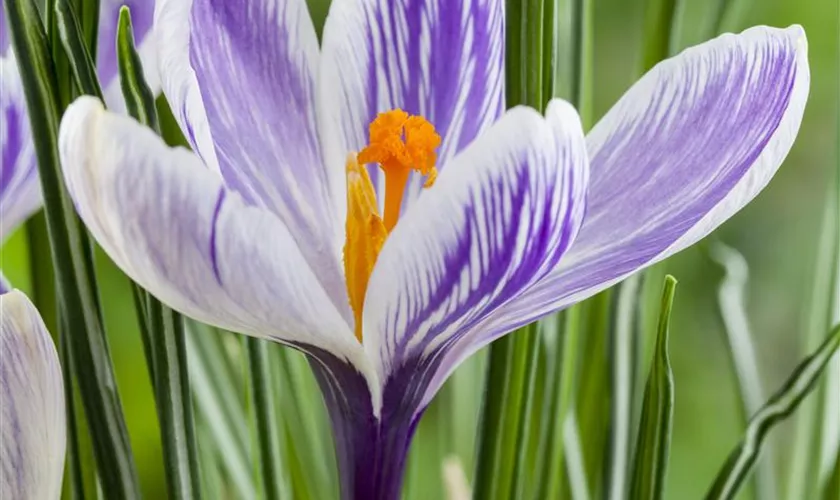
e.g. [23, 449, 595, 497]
[705, 324, 840, 500]
[54, 0, 103, 100]
[186, 324, 256, 499]
[472, 324, 539, 500]
[4, 0, 140, 495]
[607, 275, 642, 500]
[116, 11, 203, 498]
[629, 275, 677, 500]
[640, 0, 678, 75]
[245, 338, 287, 500]
[709, 242, 777, 500]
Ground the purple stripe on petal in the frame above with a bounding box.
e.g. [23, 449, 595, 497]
[156, 0, 348, 319]
[1, 291, 65, 500]
[59, 97, 369, 369]
[319, 0, 505, 210]
[421, 26, 810, 405]
[0, 55, 41, 242]
[363, 101, 588, 385]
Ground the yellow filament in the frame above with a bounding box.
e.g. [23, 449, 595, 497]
[344, 110, 441, 341]
[343, 155, 387, 342]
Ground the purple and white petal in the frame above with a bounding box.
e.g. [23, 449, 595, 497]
[0, 5, 8, 53]
[154, 0, 348, 317]
[319, 0, 505, 211]
[98, 0, 159, 111]
[1, 54, 40, 242]
[363, 100, 588, 387]
[1, 290, 66, 500]
[425, 25, 810, 401]
[58, 97, 373, 378]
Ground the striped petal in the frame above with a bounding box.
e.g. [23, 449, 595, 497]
[58, 97, 370, 374]
[154, 0, 347, 314]
[1, 290, 65, 500]
[99, 0, 159, 111]
[319, 0, 505, 212]
[425, 25, 810, 402]
[363, 100, 588, 393]
[0, 54, 39, 242]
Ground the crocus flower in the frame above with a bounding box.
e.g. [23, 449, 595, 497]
[0, 0, 157, 242]
[57, 0, 809, 498]
[1, 289, 66, 499]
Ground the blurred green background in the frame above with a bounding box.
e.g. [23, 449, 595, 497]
[1, 0, 837, 498]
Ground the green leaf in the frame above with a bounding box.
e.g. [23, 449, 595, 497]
[116, 7, 159, 132]
[186, 325, 256, 499]
[4, 1, 140, 496]
[472, 324, 540, 500]
[629, 275, 677, 500]
[273, 347, 337, 500]
[640, 0, 678, 73]
[536, 308, 584, 500]
[54, 0, 103, 100]
[705, 324, 840, 500]
[606, 275, 643, 500]
[709, 242, 777, 500]
[116, 12, 203, 498]
[245, 338, 288, 500]
[787, 189, 840, 499]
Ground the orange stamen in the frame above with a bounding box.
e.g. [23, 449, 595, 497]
[357, 109, 441, 232]
[344, 110, 440, 341]
[343, 155, 387, 342]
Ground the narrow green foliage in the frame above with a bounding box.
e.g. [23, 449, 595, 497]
[77, 0, 100, 58]
[510, 324, 541, 499]
[709, 243, 777, 500]
[59, 325, 87, 500]
[706, 325, 840, 500]
[607, 275, 643, 500]
[472, 325, 539, 500]
[576, 291, 612, 496]
[629, 276, 677, 500]
[787, 189, 840, 500]
[116, 7, 159, 132]
[4, 1, 140, 496]
[187, 325, 256, 499]
[116, 13, 203, 497]
[55, 0, 103, 100]
[539, 308, 584, 499]
[246, 338, 287, 500]
[640, 0, 678, 73]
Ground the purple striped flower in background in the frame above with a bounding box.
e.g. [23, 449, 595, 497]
[56, 0, 810, 498]
[0, 290, 65, 499]
[0, 0, 157, 244]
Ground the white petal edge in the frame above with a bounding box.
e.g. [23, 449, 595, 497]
[58, 97, 380, 403]
[1, 290, 66, 500]
[420, 25, 810, 407]
[362, 99, 588, 385]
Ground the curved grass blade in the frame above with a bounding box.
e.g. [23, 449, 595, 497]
[705, 324, 840, 500]
[607, 275, 642, 500]
[55, 0, 103, 100]
[629, 276, 677, 500]
[709, 242, 777, 500]
[245, 338, 287, 500]
[116, 7, 158, 131]
[117, 10, 203, 498]
[472, 324, 540, 500]
[787, 190, 840, 499]
[4, 1, 141, 496]
[186, 325, 256, 499]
